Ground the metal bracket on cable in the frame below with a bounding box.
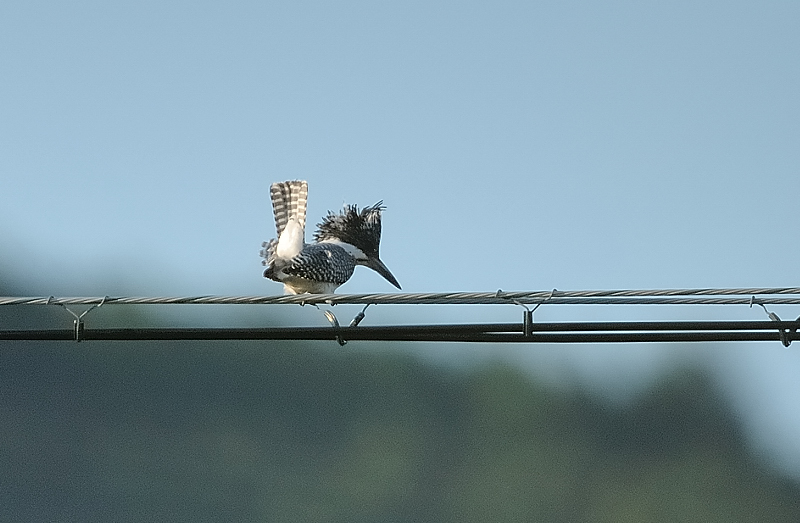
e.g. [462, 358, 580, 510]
[323, 310, 346, 346]
[322, 304, 373, 346]
[48, 296, 107, 342]
[308, 303, 346, 346]
[349, 304, 372, 328]
[497, 289, 556, 337]
[750, 296, 795, 347]
[496, 289, 531, 336]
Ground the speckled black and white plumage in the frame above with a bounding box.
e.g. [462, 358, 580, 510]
[261, 181, 400, 294]
[263, 242, 356, 294]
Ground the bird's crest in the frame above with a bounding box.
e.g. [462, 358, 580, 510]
[313, 201, 385, 257]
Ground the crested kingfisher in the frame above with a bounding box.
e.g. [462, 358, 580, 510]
[260, 180, 402, 294]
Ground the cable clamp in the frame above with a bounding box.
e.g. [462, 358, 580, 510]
[320, 304, 373, 346]
[750, 296, 795, 347]
[349, 303, 372, 327]
[323, 310, 347, 346]
[48, 296, 107, 342]
[497, 289, 557, 337]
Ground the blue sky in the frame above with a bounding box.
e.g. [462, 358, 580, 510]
[2, 1, 800, 475]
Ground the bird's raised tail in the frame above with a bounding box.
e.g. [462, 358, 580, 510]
[270, 180, 308, 238]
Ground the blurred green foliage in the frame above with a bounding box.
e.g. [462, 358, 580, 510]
[1, 285, 800, 521]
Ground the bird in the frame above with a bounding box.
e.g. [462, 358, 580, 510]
[260, 180, 401, 294]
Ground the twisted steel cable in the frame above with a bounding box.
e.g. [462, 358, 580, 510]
[2, 287, 800, 306]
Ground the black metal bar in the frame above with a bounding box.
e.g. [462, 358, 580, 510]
[530, 320, 800, 332]
[1, 330, 75, 341]
[0, 330, 794, 343]
[453, 331, 799, 344]
[1, 320, 798, 343]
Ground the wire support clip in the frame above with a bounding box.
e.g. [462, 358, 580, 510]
[497, 288, 557, 337]
[750, 296, 796, 347]
[48, 296, 107, 342]
[321, 304, 374, 346]
[323, 310, 347, 346]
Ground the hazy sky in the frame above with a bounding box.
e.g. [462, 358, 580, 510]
[2, 1, 799, 475]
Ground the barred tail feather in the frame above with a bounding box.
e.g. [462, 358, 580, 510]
[270, 180, 308, 237]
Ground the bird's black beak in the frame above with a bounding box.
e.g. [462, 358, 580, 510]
[364, 257, 402, 290]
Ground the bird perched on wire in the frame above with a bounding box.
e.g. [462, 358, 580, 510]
[260, 180, 402, 294]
